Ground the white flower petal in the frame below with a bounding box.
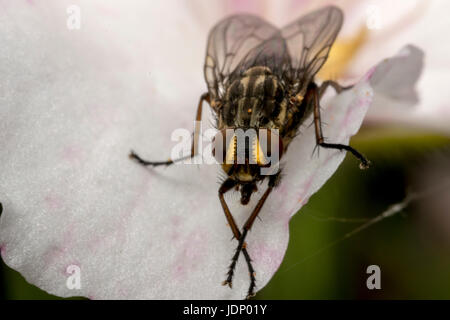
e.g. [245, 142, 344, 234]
[365, 45, 426, 128]
[370, 45, 423, 104]
[0, 2, 414, 300]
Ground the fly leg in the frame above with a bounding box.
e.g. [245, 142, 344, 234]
[221, 173, 280, 299]
[219, 179, 256, 298]
[318, 80, 353, 99]
[129, 93, 210, 167]
[308, 83, 370, 169]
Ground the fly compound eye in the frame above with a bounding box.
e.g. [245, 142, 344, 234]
[212, 129, 236, 164]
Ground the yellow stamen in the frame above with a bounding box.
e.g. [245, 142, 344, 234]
[317, 26, 368, 80]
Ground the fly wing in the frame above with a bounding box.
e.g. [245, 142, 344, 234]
[281, 6, 343, 93]
[228, 33, 291, 81]
[204, 14, 278, 104]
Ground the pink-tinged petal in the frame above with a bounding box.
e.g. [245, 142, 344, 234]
[364, 45, 445, 135]
[226, 0, 262, 14]
[370, 45, 423, 104]
[365, 45, 425, 126]
[0, 2, 414, 299]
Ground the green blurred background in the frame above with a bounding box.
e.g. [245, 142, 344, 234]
[1, 127, 450, 299]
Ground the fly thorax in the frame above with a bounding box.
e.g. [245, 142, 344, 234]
[223, 66, 286, 128]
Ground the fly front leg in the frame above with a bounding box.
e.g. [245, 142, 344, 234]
[308, 83, 370, 169]
[129, 92, 210, 167]
[219, 178, 256, 296]
[224, 172, 281, 299]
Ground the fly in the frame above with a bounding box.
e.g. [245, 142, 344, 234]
[129, 5, 370, 299]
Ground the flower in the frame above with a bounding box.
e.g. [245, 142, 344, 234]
[0, 0, 423, 299]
